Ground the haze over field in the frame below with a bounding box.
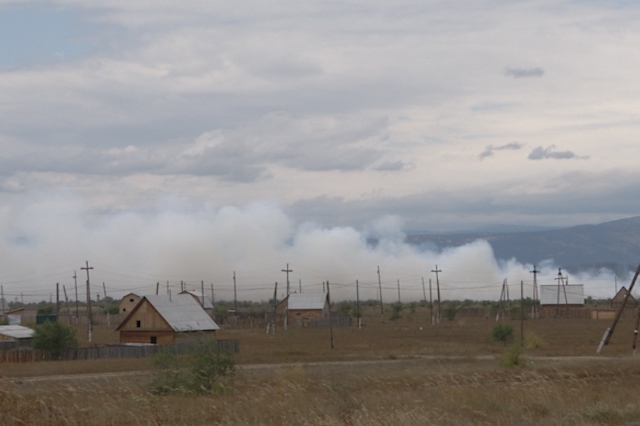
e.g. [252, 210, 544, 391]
[1, 1, 638, 302]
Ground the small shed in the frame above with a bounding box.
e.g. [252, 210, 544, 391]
[115, 294, 220, 345]
[119, 293, 141, 314]
[0, 325, 34, 349]
[276, 292, 329, 327]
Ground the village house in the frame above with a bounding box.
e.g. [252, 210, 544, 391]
[276, 292, 330, 327]
[4, 307, 38, 325]
[0, 325, 34, 349]
[539, 284, 585, 318]
[115, 294, 220, 344]
[118, 293, 141, 314]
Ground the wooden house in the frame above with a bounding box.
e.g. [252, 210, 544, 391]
[276, 292, 329, 327]
[4, 307, 38, 325]
[0, 325, 34, 349]
[539, 284, 585, 317]
[611, 286, 638, 311]
[115, 294, 220, 345]
[119, 293, 141, 314]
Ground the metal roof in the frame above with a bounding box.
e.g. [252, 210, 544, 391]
[540, 284, 584, 306]
[287, 292, 328, 310]
[0, 325, 34, 339]
[144, 295, 220, 332]
[179, 290, 214, 309]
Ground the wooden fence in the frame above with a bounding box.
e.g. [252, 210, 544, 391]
[0, 339, 239, 363]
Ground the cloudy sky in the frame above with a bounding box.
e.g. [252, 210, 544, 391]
[0, 0, 637, 302]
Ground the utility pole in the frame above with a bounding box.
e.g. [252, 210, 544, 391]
[281, 264, 292, 296]
[327, 280, 334, 349]
[102, 282, 107, 300]
[377, 266, 384, 314]
[73, 271, 78, 320]
[421, 277, 427, 303]
[272, 282, 278, 334]
[1, 285, 5, 323]
[63, 285, 71, 324]
[530, 265, 539, 319]
[429, 279, 434, 325]
[201, 280, 205, 306]
[356, 279, 361, 330]
[299, 279, 302, 293]
[432, 265, 442, 323]
[397, 279, 401, 303]
[211, 283, 215, 306]
[56, 282, 60, 317]
[81, 261, 94, 343]
[520, 280, 524, 343]
[233, 271, 237, 311]
[156, 282, 159, 295]
[598, 262, 640, 353]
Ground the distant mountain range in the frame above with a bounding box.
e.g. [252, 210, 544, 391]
[406, 216, 640, 276]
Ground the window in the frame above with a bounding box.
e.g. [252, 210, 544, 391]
[150, 336, 157, 344]
[130, 298, 135, 302]
[136, 320, 141, 328]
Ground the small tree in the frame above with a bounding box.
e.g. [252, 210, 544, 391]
[491, 323, 514, 345]
[32, 321, 78, 360]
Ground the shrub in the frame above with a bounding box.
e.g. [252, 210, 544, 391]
[32, 321, 78, 360]
[524, 332, 546, 349]
[491, 324, 514, 345]
[389, 302, 403, 321]
[150, 338, 236, 395]
[500, 342, 525, 368]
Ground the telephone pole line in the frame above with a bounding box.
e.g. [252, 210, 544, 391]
[281, 264, 293, 296]
[81, 261, 94, 343]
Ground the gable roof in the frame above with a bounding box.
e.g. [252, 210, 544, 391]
[0, 325, 34, 339]
[287, 292, 328, 310]
[179, 290, 214, 309]
[116, 294, 219, 332]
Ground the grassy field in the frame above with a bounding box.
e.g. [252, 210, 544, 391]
[2, 306, 640, 425]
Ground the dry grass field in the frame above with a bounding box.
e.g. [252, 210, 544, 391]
[2, 306, 640, 425]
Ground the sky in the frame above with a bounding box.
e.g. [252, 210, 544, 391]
[0, 0, 638, 303]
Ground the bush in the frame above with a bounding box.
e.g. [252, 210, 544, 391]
[389, 303, 403, 321]
[32, 321, 78, 360]
[524, 332, 546, 349]
[500, 341, 525, 368]
[150, 338, 236, 395]
[491, 324, 514, 345]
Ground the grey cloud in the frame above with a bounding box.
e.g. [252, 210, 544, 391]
[503, 67, 545, 78]
[373, 160, 411, 172]
[479, 142, 524, 160]
[528, 145, 588, 160]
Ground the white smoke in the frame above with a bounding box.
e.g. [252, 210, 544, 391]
[0, 192, 628, 304]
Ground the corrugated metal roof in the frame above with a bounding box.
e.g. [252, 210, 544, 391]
[540, 284, 584, 306]
[0, 325, 34, 339]
[287, 292, 328, 310]
[145, 295, 220, 332]
[180, 290, 214, 309]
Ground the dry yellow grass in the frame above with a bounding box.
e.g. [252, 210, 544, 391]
[2, 305, 639, 425]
